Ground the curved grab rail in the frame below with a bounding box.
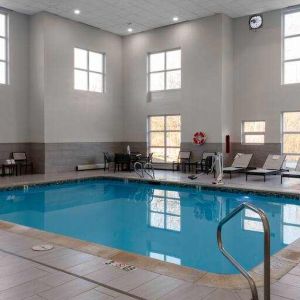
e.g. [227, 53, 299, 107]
[217, 202, 270, 300]
[134, 162, 155, 179]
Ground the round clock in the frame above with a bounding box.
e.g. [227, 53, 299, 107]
[249, 14, 263, 30]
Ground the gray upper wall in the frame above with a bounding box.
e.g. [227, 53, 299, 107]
[0, 10, 29, 143]
[0, 8, 299, 146]
[122, 14, 227, 144]
[233, 9, 300, 143]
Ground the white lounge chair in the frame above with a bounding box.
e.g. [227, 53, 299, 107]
[245, 154, 286, 182]
[281, 158, 300, 183]
[223, 153, 253, 179]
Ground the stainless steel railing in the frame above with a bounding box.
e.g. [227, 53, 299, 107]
[134, 162, 155, 179]
[217, 202, 270, 300]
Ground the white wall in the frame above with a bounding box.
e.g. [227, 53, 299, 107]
[41, 13, 124, 143]
[122, 14, 230, 144]
[29, 13, 45, 143]
[233, 9, 300, 143]
[0, 10, 29, 143]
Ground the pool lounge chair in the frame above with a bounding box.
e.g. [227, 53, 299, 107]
[281, 158, 300, 183]
[245, 154, 286, 182]
[223, 153, 253, 179]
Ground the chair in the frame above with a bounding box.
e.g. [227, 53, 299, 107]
[281, 158, 300, 183]
[245, 154, 286, 182]
[114, 153, 131, 172]
[196, 152, 216, 174]
[172, 151, 191, 171]
[223, 153, 253, 179]
[1, 159, 16, 176]
[103, 152, 115, 171]
[11, 152, 33, 175]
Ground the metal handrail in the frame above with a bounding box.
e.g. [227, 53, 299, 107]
[217, 203, 270, 300]
[134, 162, 155, 179]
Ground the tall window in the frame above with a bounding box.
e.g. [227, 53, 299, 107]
[283, 10, 300, 84]
[242, 121, 265, 144]
[0, 12, 8, 85]
[149, 189, 181, 232]
[243, 209, 263, 233]
[148, 115, 181, 163]
[74, 48, 105, 93]
[148, 49, 181, 92]
[282, 112, 300, 168]
[283, 204, 300, 244]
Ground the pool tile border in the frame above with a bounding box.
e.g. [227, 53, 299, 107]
[0, 173, 300, 290]
[0, 219, 300, 290]
[1, 173, 300, 200]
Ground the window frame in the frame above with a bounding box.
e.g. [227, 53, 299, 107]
[281, 111, 300, 167]
[241, 120, 266, 145]
[282, 8, 300, 85]
[282, 204, 300, 245]
[147, 114, 181, 163]
[74, 47, 106, 93]
[148, 189, 181, 232]
[0, 11, 9, 85]
[147, 48, 181, 92]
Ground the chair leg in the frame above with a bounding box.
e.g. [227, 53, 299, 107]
[246, 174, 248, 181]
[281, 176, 283, 184]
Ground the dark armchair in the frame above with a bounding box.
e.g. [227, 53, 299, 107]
[103, 152, 115, 171]
[11, 152, 33, 175]
[172, 151, 191, 171]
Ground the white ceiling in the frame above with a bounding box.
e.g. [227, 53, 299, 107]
[1, 0, 300, 35]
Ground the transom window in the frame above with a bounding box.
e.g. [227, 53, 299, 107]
[242, 121, 265, 144]
[148, 49, 181, 92]
[283, 10, 300, 84]
[149, 189, 181, 232]
[74, 48, 105, 93]
[148, 115, 181, 163]
[282, 112, 300, 168]
[0, 12, 8, 85]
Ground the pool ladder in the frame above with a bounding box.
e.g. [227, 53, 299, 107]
[217, 203, 270, 300]
[134, 162, 155, 180]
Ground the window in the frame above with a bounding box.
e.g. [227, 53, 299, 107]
[243, 209, 263, 233]
[74, 48, 105, 93]
[283, 204, 300, 244]
[149, 189, 181, 232]
[0, 12, 8, 85]
[282, 112, 300, 168]
[148, 49, 181, 92]
[148, 115, 181, 163]
[149, 251, 181, 265]
[242, 121, 265, 144]
[283, 10, 300, 84]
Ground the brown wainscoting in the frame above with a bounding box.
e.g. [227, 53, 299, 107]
[231, 143, 281, 168]
[0, 143, 31, 161]
[29, 143, 45, 174]
[44, 142, 124, 173]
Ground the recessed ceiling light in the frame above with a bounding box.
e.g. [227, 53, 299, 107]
[128, 27, 133, 33]
[74, 9, 81, 15]
[173, 16, 179, 22]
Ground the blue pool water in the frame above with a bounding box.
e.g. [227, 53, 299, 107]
[0, 179, 299, 274]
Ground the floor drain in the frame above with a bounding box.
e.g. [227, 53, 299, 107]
[32, 244, 54, 251]
[105, 260, 136, 271]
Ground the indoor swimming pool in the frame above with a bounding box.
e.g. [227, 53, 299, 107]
[0, 179, 299, 274]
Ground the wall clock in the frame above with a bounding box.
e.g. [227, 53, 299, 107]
[249, 14, 263, 30]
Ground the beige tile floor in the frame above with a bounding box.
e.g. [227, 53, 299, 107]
[0, 170, 299, 299]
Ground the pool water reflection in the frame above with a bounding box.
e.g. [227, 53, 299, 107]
[0, 179, 299, 274]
